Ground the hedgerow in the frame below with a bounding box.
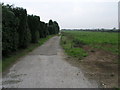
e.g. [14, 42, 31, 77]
[2, 3, 60, 57]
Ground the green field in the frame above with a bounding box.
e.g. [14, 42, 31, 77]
[61, 31, 119, 60]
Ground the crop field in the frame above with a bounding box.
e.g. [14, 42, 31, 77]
[61, 30, 119, 60]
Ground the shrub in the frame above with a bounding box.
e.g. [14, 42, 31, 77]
[13, 7, 31, 48]
[27, 15, 40, 43]
[2, 5, 19, 56]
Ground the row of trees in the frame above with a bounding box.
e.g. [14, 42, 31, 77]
[2, 4, 60, 57]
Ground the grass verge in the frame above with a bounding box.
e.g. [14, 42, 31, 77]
[60, 34, 88, 60]
[1, 35, 54, 72]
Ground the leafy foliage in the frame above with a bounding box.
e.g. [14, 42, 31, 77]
[27, 15, 40, 43]
[2, 5, 19, 55]
[13, 7, 31, 48]
[48, 20, 60, 35]
[2, 3, 60, 57]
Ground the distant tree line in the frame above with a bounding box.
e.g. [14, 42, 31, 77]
[2, 3, 60, 57]
[62, 29, 120, 32]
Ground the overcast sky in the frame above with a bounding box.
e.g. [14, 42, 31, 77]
[2, 0, 119, 29]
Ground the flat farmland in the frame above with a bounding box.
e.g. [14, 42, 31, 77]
[61, 31, 118, 58]
[61, 30, 119, 88]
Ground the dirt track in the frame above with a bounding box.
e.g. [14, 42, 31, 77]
[2, 36, 98, 88]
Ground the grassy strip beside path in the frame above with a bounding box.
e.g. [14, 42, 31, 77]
[61, 34, 88, 60]
[2, 35, 54, 72]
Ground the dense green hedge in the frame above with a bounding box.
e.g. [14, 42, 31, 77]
[13, 7, 31, 48]
[27, 15, 39, 43]
[2, 5, 19, 55]
[2, 3, 60, 57]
